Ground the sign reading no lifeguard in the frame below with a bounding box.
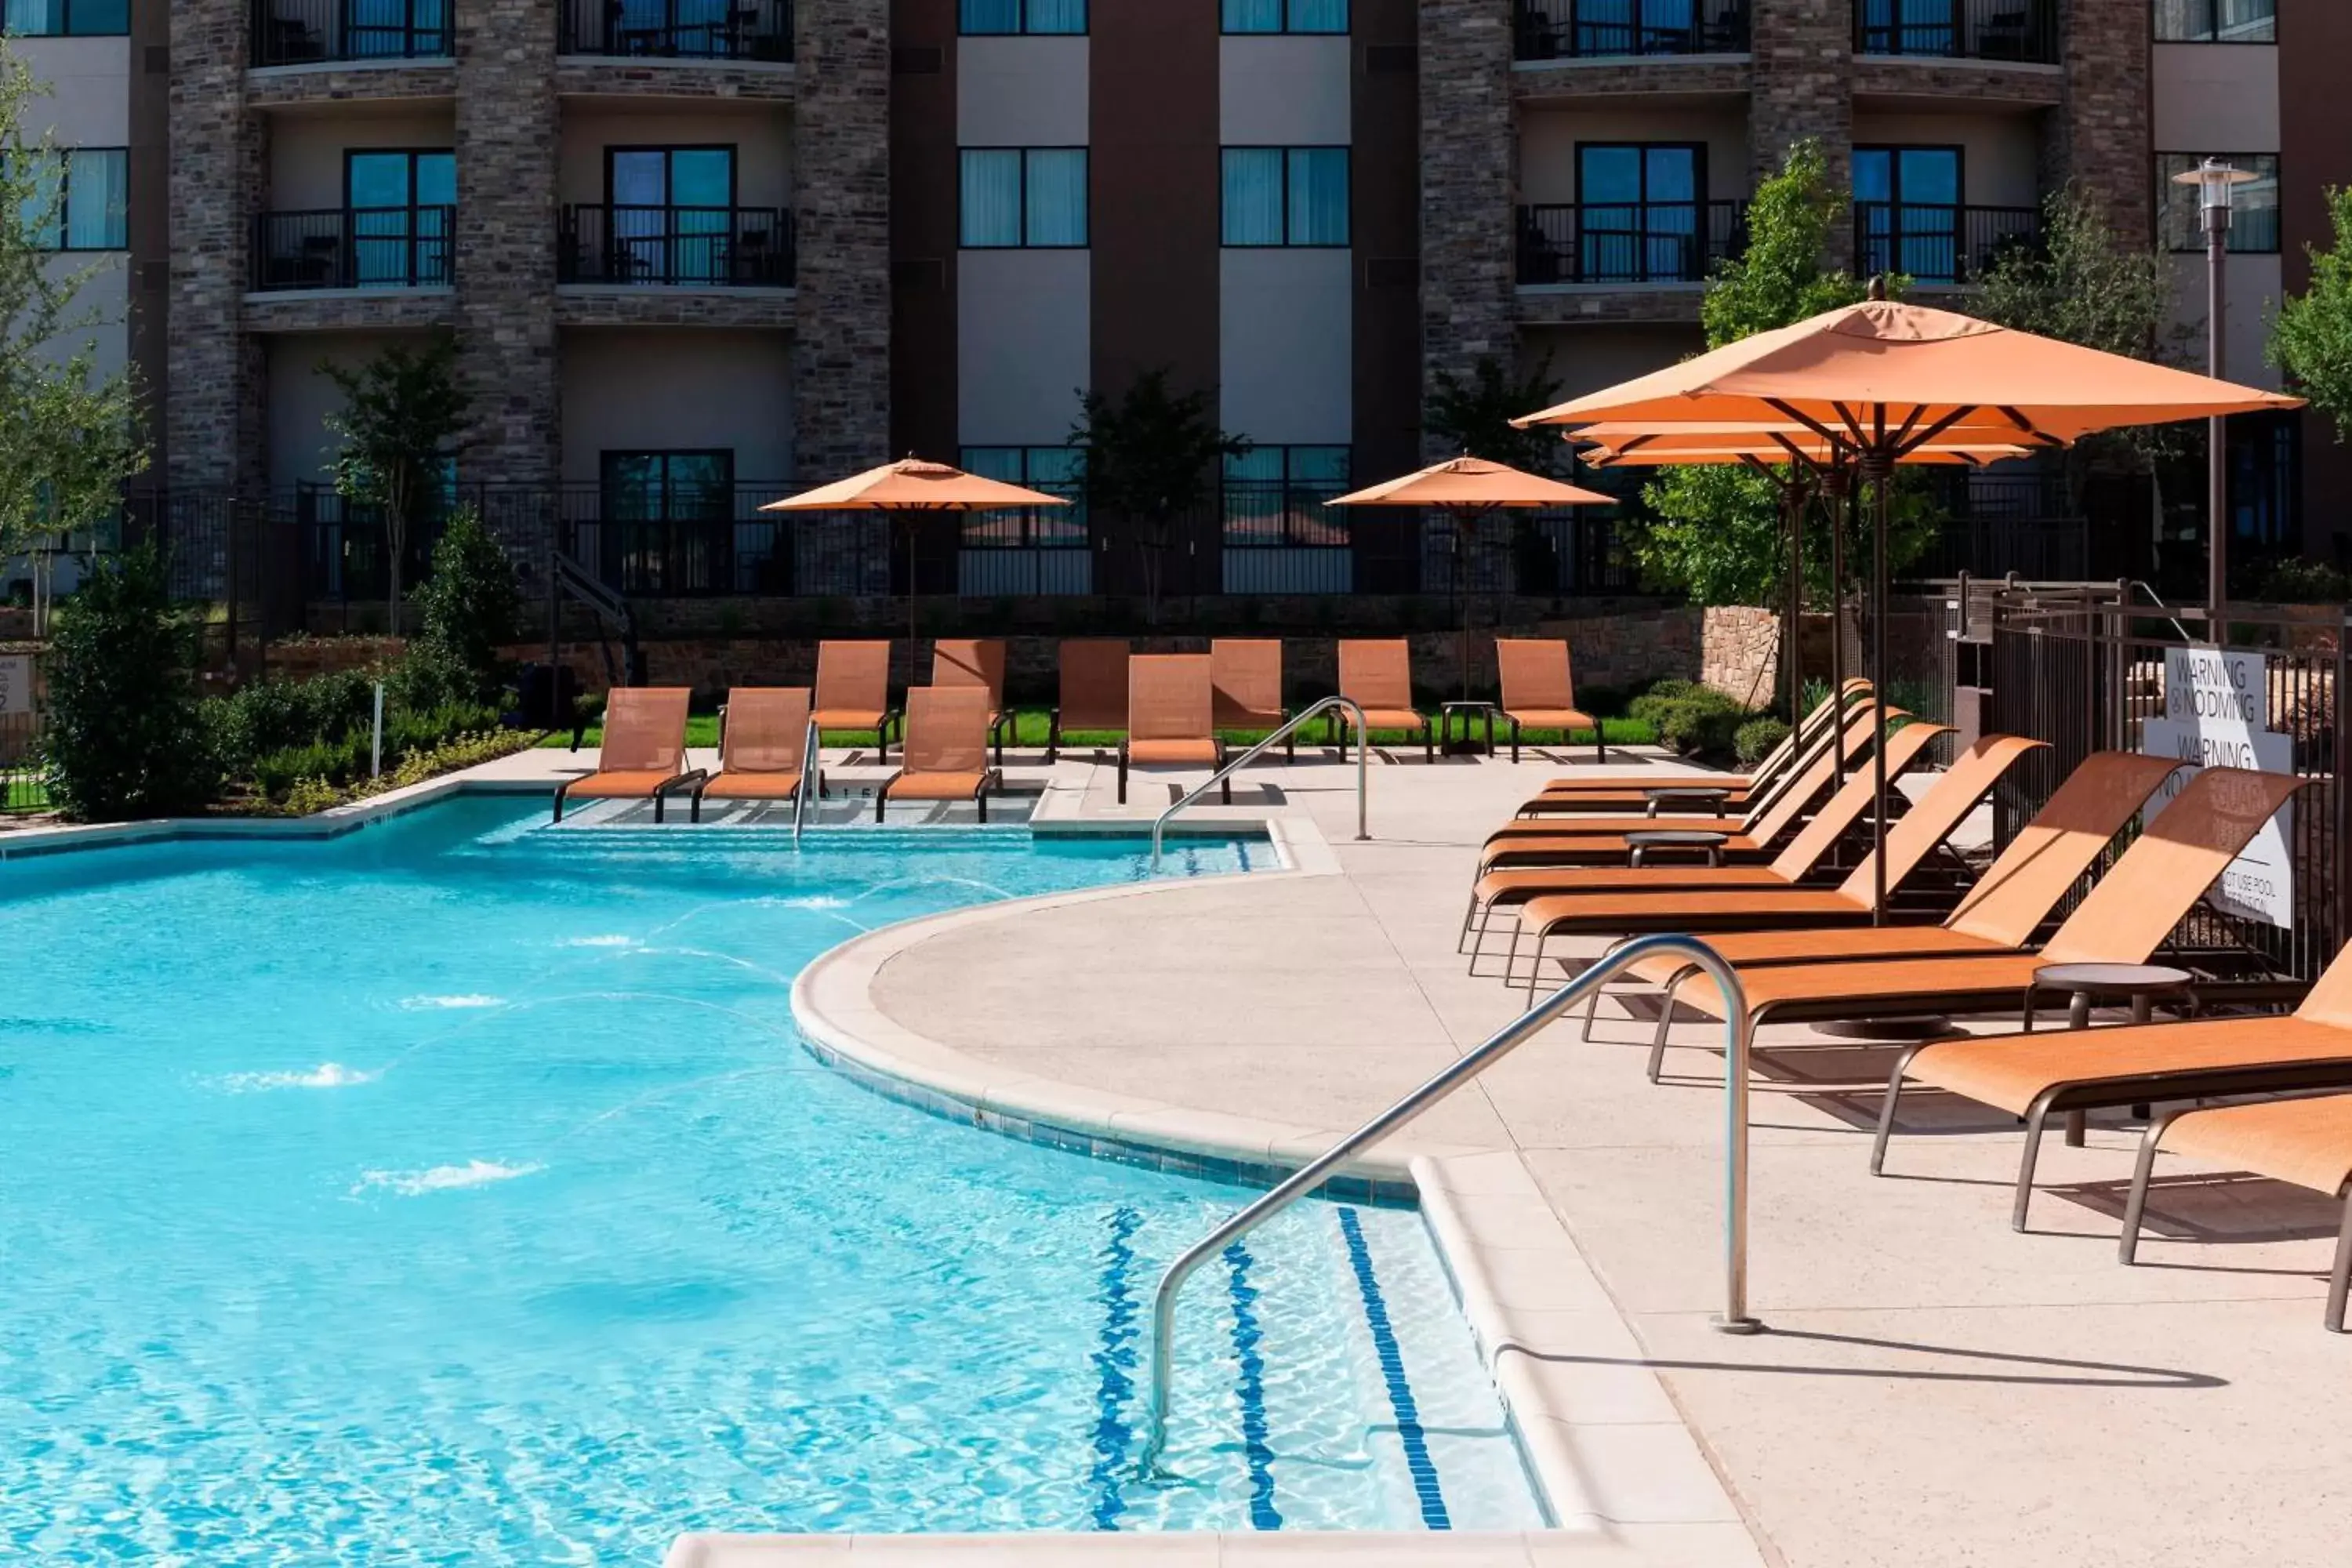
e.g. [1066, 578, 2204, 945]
[2143, 646, 2295, 928]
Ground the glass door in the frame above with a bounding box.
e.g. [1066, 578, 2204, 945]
[1577, 143, 1701, 281]
[609, 147, 735, 283]
[1854, 146, 1960, 281]
[347, 150, 454, 286]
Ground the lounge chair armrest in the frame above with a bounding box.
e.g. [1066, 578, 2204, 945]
[655, 768, 709, 797]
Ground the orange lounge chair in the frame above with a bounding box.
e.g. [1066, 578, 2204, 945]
[1880, 944, 2352, 1240]
[1212, 638, 1293, 763]
[1334, 639, 1433, 764]
[813, 641, 900, 763]
[931, 637, 1011, 767]
[877, 686, 1003, 822]
[1049, 639, 1129, 762]
[553, 685, 702, 823]
[1464, 718, 1968, 959]
[1641, 767, 2309, 1074]
[1530, 679, 1872, 804]
[1519, 683, 1876, 816]
[1494, 638, 1603, 764]
[1505, 731, 2047, 993]
[691, 688, 818, 822]
[2124, 1094, 2352, 1332]
[1121, 653, 1229, 806]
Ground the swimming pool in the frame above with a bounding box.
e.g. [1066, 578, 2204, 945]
[0, 798, 1542, 1562]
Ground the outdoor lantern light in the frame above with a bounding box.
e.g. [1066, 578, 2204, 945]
[2172, 157, 2262, 636]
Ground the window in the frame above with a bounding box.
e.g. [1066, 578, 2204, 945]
[1577, 142, 1703, 281]
[960, 0, 1085, 34]
[1222, 445, 1351, 546]
[1222, 0, 1347, 34]
[1854, 144, 1963, 280]
[1221, 147, 1350, 247]
[2, 0, 129, 35]
[959, 148, 1088, 248]
[960, 447, 1087, 548]
[2154, 0, 2275, 42]
[346, 150, 454, 286]
[2157, 152, 2280, 253]
[608, 145, 736, 281]
[598, 451, 736, 595]
[16, 149, 128, 252]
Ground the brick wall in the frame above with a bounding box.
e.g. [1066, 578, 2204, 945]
[167, 0, 264, 493]
[1420, 0, 1516, 456]
[791, 0, 891, 480]
[2048, 0, 2151, 242]
[1700, 604, 1781, 707]
[1750, 0, 1853, 266]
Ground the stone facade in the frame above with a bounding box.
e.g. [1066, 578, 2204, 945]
[790, 0, 891, 482]
[2047, 0, 2151, 243]
[550, 60, 796, 101]
[1699, 604, 1782, 707]
[1849, 56, 2063, 108]
[553, 289, 798, 331]
[1749, 0, 1853, 244]
[1421, 0, 1516, 457]
[167, 0, 265, 491]
[1517, 286, 1708, 328]
[243, 61, 460, 109]
[1512, 58, 1754, 104]
[245, 290, 459, 336]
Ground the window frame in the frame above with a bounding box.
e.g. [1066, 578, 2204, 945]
[1221, 444, 1354, 549]
[603, 143, 742, 212]
[1220, 145, 1353, 249]
[1572, 140, 1709, 209]
[957, 146, 1091, 250]
[2151, 0, 2277, 44]
[1220, 0, 1350, 37]
[341, 147, 455, 286]
[600, 448, 739, 519]
[957, 445, 1089, 550]
[957, 0, 1088, 36]
[18, 147, 129, 253]
[2155, 150, 2281, 255]
[0, 0, 130, 38]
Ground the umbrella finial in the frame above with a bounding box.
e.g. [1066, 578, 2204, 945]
[1866, 274, 1888, 303]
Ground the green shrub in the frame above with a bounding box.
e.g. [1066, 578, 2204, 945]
[1628, 680, 1748, 758]
[43, 546, 219, 821]
[1734, 717, 1791, 768]
[407, 504, 521, 705]
[252, 735, 368, 800]
[204, 669, 377, 775]
[281, 776, 343, 816]
[2253, 557, 2352, 606]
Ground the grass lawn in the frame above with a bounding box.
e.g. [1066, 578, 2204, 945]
[543, 708, 1659, 752]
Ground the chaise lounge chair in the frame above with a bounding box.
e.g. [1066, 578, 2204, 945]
[1048, 639, 1129, 763]
[1518, 681, 1874, 816]
[1494, 638, 1603, 764]
[1212, 638, 1294, 763]
[691, 687, 819, 822]
[1334, 639, 1433, 764]
[553, 685, 702, 822]
[877, 686, 1004, 822]
[1120, 654, 1230, 807]
[931, 637, 1010, 768]
[813, 641, 901, 764]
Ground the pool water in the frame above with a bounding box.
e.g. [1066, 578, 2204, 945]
[0, 799, 1542, 1563]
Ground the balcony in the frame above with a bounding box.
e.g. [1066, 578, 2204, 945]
[251, 208, 455, 292]
[1854, 0, 2057, 64]
[559, 205, 796, 289]
[1517, 201, 1748, 286]
[1853, 202, 2040, 286]
[559, 0, 793, 61]
[251, 0, 451, 67]
[1515, 0, 1749, 61]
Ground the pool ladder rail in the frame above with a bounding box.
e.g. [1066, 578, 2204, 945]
[1150, 695, 1371, 871]
[1133, 933, 1761, 1474]
[791, 716, 822, 844]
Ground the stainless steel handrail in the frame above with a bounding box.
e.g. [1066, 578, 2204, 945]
[790, 717, 821, 845]
[1149, 695, 1370, 871]
[1133, 931, 1759, 1473]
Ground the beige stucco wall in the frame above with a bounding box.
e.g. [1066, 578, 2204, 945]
[558, 327, 795, 484]
[1848, 109, 2042, 207]
[12, 37, 130, 146]
[1220, 36, 1352, 147]
[2169, 251, 2283, 393]
[2152, 42, 2280, 153]
[957, 36, 1088, 147]
[1520, 322, 1705, 401]
[39, 257, 129, 381]
[957, 248, 1090, 446]
[266, 107, 458, 210]
[267, 329, 434, 489]
[557, 105, 795, 209]
[1516, 104, 1750, 206]
[1220, 248, 1352, 445]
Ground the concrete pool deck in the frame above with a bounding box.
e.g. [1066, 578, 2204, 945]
[764, 739, 2347, 1568]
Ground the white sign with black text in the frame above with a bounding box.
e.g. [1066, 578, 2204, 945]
[2141, 645, 2295, 928]
[0, 655, 29, 717]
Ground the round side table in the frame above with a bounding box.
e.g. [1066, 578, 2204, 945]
[2027, 962, 2194, 1146]
[1643, 785, 1733, 818]
[1625, 828, 1728, 868]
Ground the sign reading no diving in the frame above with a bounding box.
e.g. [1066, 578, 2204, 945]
[2142, 646, 2294, 929]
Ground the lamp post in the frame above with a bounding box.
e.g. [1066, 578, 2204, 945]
[2173, 157, 2259, 640]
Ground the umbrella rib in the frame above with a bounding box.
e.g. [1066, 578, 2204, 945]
[1765, 397, 1847, 448]
[1893, 405, 1981, 459]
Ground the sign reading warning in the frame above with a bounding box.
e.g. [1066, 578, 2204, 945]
[2142, 646, 2295, 928]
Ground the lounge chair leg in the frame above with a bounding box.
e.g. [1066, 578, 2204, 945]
[2118, 1109, 2186, 1265]
[1047, 712, 1061, 764]
[552, 784, 568, 823]
[1424, 724, 1434, 766]
[1595, 728, 1606, 765]
[1871, 1044, 1931, 1174]
[1503, 918, 1524, 988]
[874, 791, 886, 823]
[1511, 719, 1522, 765]
[1457, 891, 1480, 955]
[1581, 980, 1603, 1042]
[977, 789, 989, 825]
[1647, 973, 1684, 1083]
[2013, 1091, 2063, 1231]
[654, 792, 665, 825]
[1117, 747, 1128, 806]
[1525, 930, 1549, 1004]
[2329, 1197, 2352, 1334]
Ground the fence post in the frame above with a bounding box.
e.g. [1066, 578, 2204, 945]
[2336, 609, 2349, 965]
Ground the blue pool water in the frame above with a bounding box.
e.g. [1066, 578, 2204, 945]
[0, 799, 1541, 1563]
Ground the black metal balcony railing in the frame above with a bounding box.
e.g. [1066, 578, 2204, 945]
[1517, 201, 1748, 285]
[251, 208, 456, 292]
[1515, 0, 1751, 60]
[558, 0, 793, 60]
[1854, 202, 2041, 285]
[1854, 0, 2057, 64]
[251, 0, 452, 67]
[559, 205, 796, 288]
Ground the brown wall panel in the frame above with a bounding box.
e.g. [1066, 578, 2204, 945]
[1352, 0, 1421, 490]
[2279, 0, 2352, 557]
[891, 0, 960, 471]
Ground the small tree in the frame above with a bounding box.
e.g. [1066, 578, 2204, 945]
[321, 338, 469, 632]
[43, 546, 216, 820]
[0, 55, 149, 633]
[1425, 354, 1565, 472]
[1069, 368, 1248, 621]
[397, 504, 521, 710]
[2271, 186, 2352, 442]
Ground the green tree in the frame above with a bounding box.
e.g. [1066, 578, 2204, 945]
[1425, 354, 1565, 472]
[43, 546, 216, 821]
[1069, 368, 1249, 621]
[0, 55, 150, 632]
[397, 504, 521, 710]
[2271, 186, 2352, 442]
[321, 337, 470, 632]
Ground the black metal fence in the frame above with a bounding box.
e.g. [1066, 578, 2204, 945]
[1854, 203, 2041, 286]
[1517, 201, 1749, 285]
[1853, 0, 2057, 61]
[558, 0, 794, 60]
[559, 206, 796, 288]
[252, 208, 456, 292]
[252, 0, 452, 66]
[1515, 0, 1751, 59]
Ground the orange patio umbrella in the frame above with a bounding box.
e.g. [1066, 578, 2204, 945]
[1327, 455, 1615, 706]
[762, 456, 1069, 669]
[1508, 292, 2307, 923]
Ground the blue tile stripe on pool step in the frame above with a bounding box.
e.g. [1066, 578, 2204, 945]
[1336, 1206, 1452, 1530]
[1087, 1206, 1142, 1529]
[1222, 1243, 1284, 1530]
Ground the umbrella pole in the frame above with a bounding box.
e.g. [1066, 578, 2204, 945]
[1871, 464, 1891, 927]
[1784, 479, 1804, 727]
